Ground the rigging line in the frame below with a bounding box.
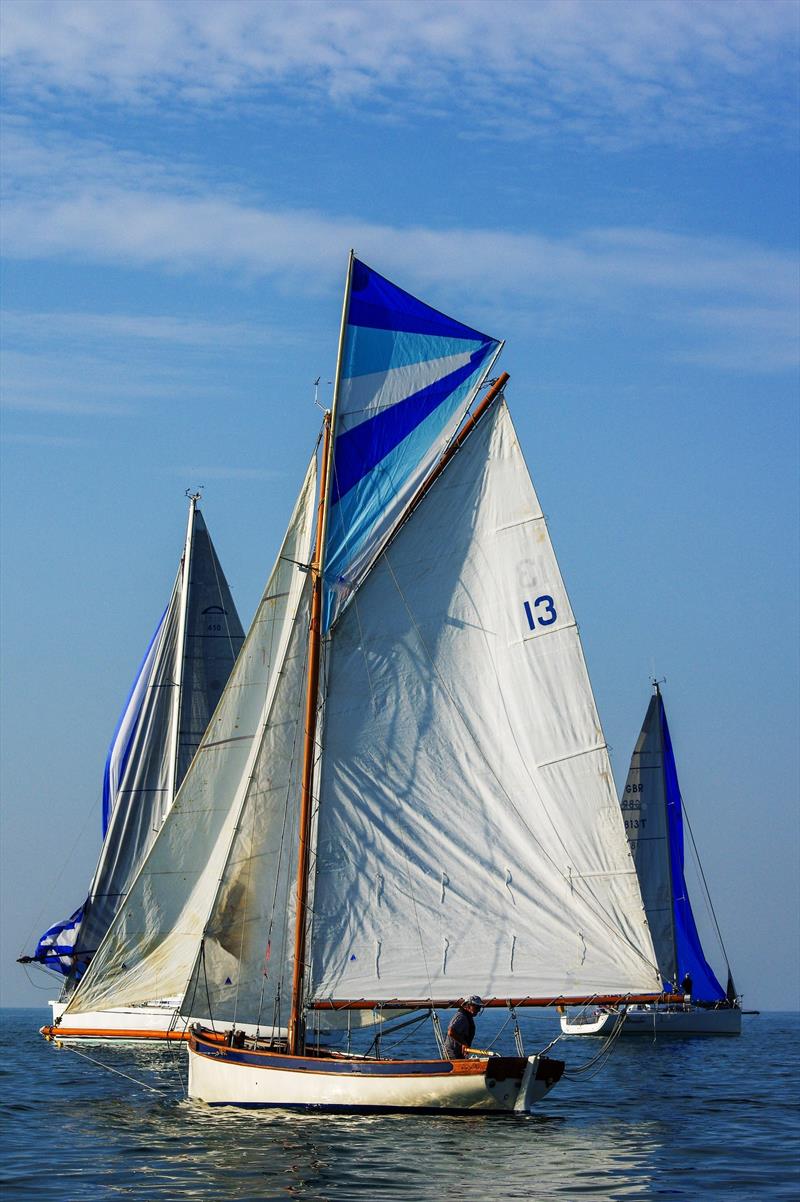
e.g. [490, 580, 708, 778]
[47, 1040, 170, 1094]
[199, 941, 219, 1035]
[399, 838, 437, 1011]
[326, 430, 379, 713]
[206, 515, 240, 667]
[256, 617, 311, 1033]
[380, 549, 660, 977]
[563, 1011, 627, 1079]
[230, 737, 261, 1031]
[199, 570, 312, 1029]
[681, 799, 733, 973]
[19, 780, 106, 958]
[224, 573, 297, 1029]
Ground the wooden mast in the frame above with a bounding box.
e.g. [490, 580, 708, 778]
[287, 251, 354, 1056]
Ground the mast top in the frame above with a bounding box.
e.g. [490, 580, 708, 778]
[185, 488, 203, 504]
[651, 676, 666, 696]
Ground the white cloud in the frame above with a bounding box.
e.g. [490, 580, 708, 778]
[2, 126, 797, 376]
[1, 0, 797, 147]
[1, 309, 285, 349]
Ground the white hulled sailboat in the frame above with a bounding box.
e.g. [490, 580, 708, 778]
[61, 256, 668, 1108]
[561, 682, 741, 1037]
[23, 494, 245, 1041]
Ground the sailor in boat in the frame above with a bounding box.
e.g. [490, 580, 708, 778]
[444, 996, 483, 1059]
[681, 972, 693, 1008]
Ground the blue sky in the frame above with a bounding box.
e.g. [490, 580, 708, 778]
[1, 0, 798, 1011]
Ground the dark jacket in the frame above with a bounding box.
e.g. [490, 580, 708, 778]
[444, 1007, 476, 1060]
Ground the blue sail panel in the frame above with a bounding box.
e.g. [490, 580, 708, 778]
[32, 907, 88, 978]
[323, 258, 500, 630]
[101, 603, 168, 836]
[661, 701, 726, 1001]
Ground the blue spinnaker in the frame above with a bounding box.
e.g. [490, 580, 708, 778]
[323, 258, 501, 630]
[661, 699, 726, 1001]
[102, 604, 169, 836]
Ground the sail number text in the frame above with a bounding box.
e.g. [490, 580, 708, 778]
[523, 596, 558, 630]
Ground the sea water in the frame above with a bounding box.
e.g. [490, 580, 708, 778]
[2, 1007, 797, 1201]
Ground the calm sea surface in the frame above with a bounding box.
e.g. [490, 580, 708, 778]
[2, 1007, 797, 1201]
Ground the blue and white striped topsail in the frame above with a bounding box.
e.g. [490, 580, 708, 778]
[323, 258, 501, 631]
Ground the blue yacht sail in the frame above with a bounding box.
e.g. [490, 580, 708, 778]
[660, 697, 725, 1001]
[622, 685, 725, 1002]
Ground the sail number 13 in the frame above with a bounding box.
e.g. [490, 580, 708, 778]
[523, 595, 558, 630]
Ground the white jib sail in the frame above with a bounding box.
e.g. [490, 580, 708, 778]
[64, 459, 317, 1015]
[620, 696, 676, 985]
[310, 400, 661, 1004]
[180, 576, 311, 1027]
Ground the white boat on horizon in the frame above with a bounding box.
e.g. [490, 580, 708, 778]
[560, 1001, 741, 1037]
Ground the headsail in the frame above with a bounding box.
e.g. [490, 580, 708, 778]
[621, 687, 725, 1001]
[309, 399, 662, 1005]
[63, 459, 317, 1016]
[323, 256, 502, 631]
[30, 499, 245, 981]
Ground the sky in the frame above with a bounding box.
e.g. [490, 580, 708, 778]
[1, 0, 798, 1012]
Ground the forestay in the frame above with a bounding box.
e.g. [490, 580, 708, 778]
[64, 460, 317, 1015]
[323, 257, 501, 631]
[310, 400, 661, 1004]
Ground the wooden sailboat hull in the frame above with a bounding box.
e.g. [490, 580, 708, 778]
[187, 1028, 564, 1112]
[560, 1005, 742, 1037]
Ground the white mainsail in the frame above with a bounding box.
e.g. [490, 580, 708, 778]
[310, 400, 661, 1004]
[63, 460, 317, 1015]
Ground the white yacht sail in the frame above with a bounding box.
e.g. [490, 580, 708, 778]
[26, 496, 244, 990]
[309, 399, 661, 1007]
[59, 460, 317, 1018]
